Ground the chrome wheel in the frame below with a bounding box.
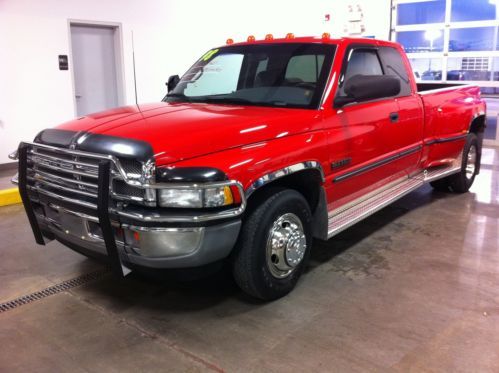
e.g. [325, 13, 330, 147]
[266, 213, 307, 279]
[465, 144, 477, 180]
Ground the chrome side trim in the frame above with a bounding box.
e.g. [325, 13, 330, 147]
[333, 145, 422, 183]
[245, 161, 325, 197]
[418, 84, 474, 95]
[328, 176, 424, 238]
[327, 160, 462, 238]
[328, 176, 408, 217]
[422, 165, 461, 183]
[424, 134, 467, 146]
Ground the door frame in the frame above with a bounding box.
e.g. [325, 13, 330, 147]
[67, 19, 127, 117]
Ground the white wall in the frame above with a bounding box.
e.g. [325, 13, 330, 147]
[0, 0, 391, 164]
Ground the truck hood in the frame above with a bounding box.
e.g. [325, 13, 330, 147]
[52, 102, 322, 165]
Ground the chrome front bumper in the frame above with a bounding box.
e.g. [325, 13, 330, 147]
[35, 204, 241, 269]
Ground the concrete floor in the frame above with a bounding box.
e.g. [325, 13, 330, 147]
[0, 170, 15, 189]
[1, 148, 498, 372]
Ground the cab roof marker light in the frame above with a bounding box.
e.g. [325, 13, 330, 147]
[265, 34, 273, 41]
[322, 32, 331, 40]
[247, 35, 256, 42]
[285, 33, 295, 39]
[226, 38, 234, 45]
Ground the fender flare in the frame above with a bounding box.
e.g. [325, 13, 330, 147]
[245, 161, 325, 198]
[244, 161, 329, 240]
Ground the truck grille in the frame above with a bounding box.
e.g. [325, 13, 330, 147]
[25, 144, 149, 209]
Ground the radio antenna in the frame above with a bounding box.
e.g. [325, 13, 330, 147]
[131, 30, 138, 106]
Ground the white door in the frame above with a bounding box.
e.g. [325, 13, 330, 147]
[70, 24, 120, 116]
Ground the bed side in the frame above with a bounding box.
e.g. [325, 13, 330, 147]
[418, 84, 486, 169]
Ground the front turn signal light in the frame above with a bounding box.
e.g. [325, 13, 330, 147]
[223, 186, 234, 205]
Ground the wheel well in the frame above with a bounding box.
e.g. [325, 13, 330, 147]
[245, 169, 323, 214]
[469, 115, 486, 134]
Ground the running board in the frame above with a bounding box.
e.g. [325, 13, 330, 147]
[327, 164, 461, 239]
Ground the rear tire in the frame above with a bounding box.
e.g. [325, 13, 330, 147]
[429, 133, 479, 193]
[231, 189, 312, 301]
[449, 133, 479, 193]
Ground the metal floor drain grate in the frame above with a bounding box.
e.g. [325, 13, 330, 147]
[0, 268, 110, 313]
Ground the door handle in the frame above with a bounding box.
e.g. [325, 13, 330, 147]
[389, 112, 399, 123]
[75, 94, 82, 99]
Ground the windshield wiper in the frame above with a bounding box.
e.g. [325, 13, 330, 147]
[164, 92, 193, 103]
[166, 93, 188, 98]
[165, 94, 250, 104]
[165, 94, 290, 107]
[202, 97, 253, 105]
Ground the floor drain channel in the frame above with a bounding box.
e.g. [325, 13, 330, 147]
[0, 268, 110, 313]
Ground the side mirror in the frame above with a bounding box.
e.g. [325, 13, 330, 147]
[334, 75, 401, 107]
[166, 75, 180, 92]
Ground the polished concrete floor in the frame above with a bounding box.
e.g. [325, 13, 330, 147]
[1, 148, 498, 372]
[0, 170, 15, 189]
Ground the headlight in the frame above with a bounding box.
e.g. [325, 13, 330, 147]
[158, 186, 234, 208]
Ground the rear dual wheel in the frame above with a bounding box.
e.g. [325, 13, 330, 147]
[231, 189, 312, 301]
[430, 133, 479, 193]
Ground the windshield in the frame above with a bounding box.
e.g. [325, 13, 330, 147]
[164, 43, 336, 109]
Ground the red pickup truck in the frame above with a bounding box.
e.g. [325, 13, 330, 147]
[12, 36, 485, 300]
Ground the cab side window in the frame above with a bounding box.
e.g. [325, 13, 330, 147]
[378, 47, 412, 97]
[338, 49, 383, 97]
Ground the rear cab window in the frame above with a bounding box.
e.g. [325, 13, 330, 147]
[285, 54, 325, 83]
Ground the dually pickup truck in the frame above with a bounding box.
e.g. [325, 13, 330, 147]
[11, 35, 485, 300]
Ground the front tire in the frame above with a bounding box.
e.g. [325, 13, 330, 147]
[231, 189, 312, 301]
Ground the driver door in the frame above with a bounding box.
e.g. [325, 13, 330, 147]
[324, 46, 402, 210]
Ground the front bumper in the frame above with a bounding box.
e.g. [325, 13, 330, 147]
[35, 207, 241, 269]
[16, 143, 244, 274]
